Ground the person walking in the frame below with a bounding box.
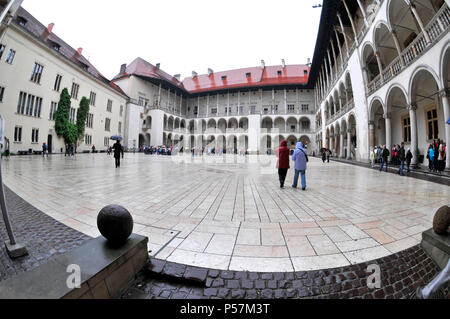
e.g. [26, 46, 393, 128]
[292, 142, 308, 191]
[112, 140, 123, 168]
[370, 147, 376, 168]
[398, 142, 406, 176]
[42, 142, 48, 158]
[437, 143, 445, 174]
[326, 149, 331, 163]
[379, 145, 390, 172]
[322, 150, 326, 163]
[92, 145, 96, 153]
[406, 148, 413, 174]
[427, 144, 434, 172]
[4, 138, 10, 158]
[276, 140, 290, 189]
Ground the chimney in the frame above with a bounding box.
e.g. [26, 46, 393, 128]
[77, 48, 83, 55]
[192, 71, 198, 78]
[261, 60, 265, 69]
[307, 58, 311, 65]
[282, 59, 286, 68]
[208, 68, 214, 76]
[174, 74, 181, 81]
[40, 22, 55, 41]
[156, 63, 160, 69]
[72, 47, 83, 60]
[120, 64, 127, 75]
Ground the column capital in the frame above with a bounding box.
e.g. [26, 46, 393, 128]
[408, 103, 418, 111]
[368, 120, 375, 126]
[439, 88, 450, 98]
[383, 112, 392, 119]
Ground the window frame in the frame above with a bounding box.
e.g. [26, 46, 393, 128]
[5, 49, 16, 64]
[424, 104, 440, 142]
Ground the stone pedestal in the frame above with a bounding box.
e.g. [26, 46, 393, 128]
[421, 228, 449, 270]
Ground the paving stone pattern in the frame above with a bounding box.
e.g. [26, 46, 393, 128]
[3, 154, 449, 272]
[122, 245, 449, 299]
[0, 186, 91, 282]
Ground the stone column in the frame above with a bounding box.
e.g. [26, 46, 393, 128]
[408, 2, 431, 43]
[347, 129, 352, 160]
[340, 129, 345, 158]
[440, 89, 450, 169]
[334, 29, 345, 67]
[342, 0, 359, 44]
[384, 112, 392, 160]
[206, 94, 210, 117]
[375, 51, 384, 77]
[356, 0, 369, 27]
[409, 103, 419, 166]
[337, 13, 350, 56]
[391, 30, 405, 66]
[369, 120, 375, 150]
[327, 50, 334, 81]
[330, 40, 338, 75]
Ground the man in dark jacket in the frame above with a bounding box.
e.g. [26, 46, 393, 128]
[112, 140, 123, 168]
[379, 145, 390, 172]
[398, 142, 406, 176]
[406, 148, 413, 174]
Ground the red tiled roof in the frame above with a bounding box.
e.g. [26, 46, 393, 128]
[13, 7, 127, 98]
[113, 58, 310, 94]
[183, 65, 309, 94]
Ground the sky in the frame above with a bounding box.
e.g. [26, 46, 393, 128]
[21, 0, 323, 81]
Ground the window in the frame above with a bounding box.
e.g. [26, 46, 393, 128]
[104, 137, 109, 147]
[107, 99, 112, 112]
[0, 44, 5, 60]
[426, 106, 439, 140]
[54, 74, 62, 91]
[14, 126, 22, 142]
[69, 108, 76, 124]
[17, 17, 27, 26]
[246, 72, 251, 78]
[120, 105, 124, 117]
[288, 104, 295, 113]
[402, 115, 411, 143]
[301, 104, 309, 111]
[5, 49, 16, 64]
[71, 82, 79, 99]
[277, 71, 282, 76]
[31, 128, 39, 143]
[85, 135, 92, 145]
[138, 97, 149, 107]
[0, 86, 4, 102]
[30, 63, 44, 84]
[49, 102, 58, 120]
[221, 76, 227, 81]
[89, 92, 96, 106]
[211, 108, 217, 114]
[16, 92, 42, 117]
[118, 122, 122, 134]
[105, 118, 111, 131]
[86, 113, 94, 128]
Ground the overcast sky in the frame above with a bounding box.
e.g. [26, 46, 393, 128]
[22, 0, 323, 81]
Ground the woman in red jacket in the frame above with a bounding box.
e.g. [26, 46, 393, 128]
[276, 140, 291, 188]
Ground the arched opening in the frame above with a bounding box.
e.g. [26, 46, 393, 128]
[274, 117, 286, 133]
[145, 133, 151, 146]
[286, 117, 298, 133]
[335, 122, 341, 156]
[227, 135, 238, 154]
[218, 119, 227, 134]
[207, 135, 216, 151]
[201, 120, 207, 133]
[370, 99, 387, 149]
[207, 119, 217, 133]
[341, 121, 348, 158]
[163, 132, 167, 146]
[339, 82, 347, 108]
[326, 128, 330, 149]
[273, 135, 286, 151]
[174, 118, 180, 131]
[346, 73, 354, 102]
[167, 133, 173, 147]
[239, 117, 249, 132]
[334, 90, 341, 114]
[363, 43, 380, 82]
[286, 135, 297, 150]
[411, 69, 443, 160]
[299, 117, 311, 132]
[329, 96, 335, 116]
[217, 135, 226, 151]
[374, 23, 398, 71]
[299, 136, 311, 151]
[238, 135, 249, 154]
[145, 116, 152, 129]
[348, 114, 357, 160]
[261, 117, 273, 133]
[228, 118, 239, 131]
[261, 135, 272, 155]
[188, 120, 195, 134]
[139, 134, 145, 149]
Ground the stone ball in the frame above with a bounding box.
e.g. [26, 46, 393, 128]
[97, 205, 133, 246]
[433, 205, 450, 236]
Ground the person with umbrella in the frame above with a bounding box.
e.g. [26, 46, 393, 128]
[111, 135, 123, 168]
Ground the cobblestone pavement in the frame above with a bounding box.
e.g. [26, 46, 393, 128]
[3, 154, 449, 272]
[0, 186, 91, 282]
[122, 245, 448, 299]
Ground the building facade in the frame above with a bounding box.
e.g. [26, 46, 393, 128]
[0, 6, 127, 154]
[1, 0, 449, 168]
[309, 0, 450, 169]
[113, 58, 316, 154]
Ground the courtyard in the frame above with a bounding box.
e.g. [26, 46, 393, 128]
[2, 153, 448, 273]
